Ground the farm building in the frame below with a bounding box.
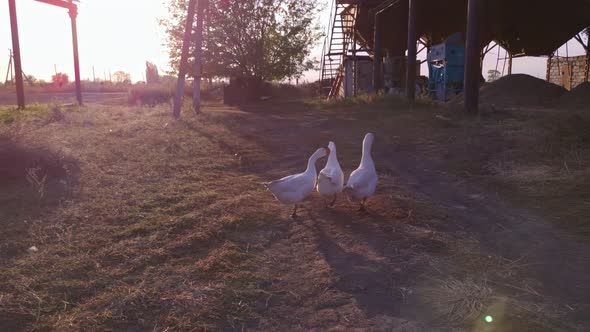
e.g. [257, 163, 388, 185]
[320, 0, 590, 110]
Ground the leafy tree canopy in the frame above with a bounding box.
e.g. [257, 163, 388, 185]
[161, 0, 323, 81]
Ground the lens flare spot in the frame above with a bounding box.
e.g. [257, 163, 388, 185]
[485, 315, 493, 323]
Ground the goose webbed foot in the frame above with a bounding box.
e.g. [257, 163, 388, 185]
[358, 198, 367, 212]
[291, 205, 298, 219]
[328, 194, 337, 207]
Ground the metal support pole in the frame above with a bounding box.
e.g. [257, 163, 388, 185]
[546, 54, 552, 81]
[463, 0, 481, 113]
[8, 0, 25, 108]
[174, 0, 197, 118]
[192, 0, 207, 114]
[69, 7, 82, 106]
[406, 0, 418, 102]
[372, 12, 382, 93]
[508, 53, 513, 75]
[352, 15, 358, 96]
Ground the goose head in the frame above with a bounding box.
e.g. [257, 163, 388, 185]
[311, 147, 329, 160]
[328, 141, 337, 154]
[363, 133, 375, 146]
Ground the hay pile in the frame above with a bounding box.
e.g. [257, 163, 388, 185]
[559, 82, 590, 110]
[449, 74, 566, 109]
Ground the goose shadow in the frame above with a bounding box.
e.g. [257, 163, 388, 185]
[308, 211, 403, 318]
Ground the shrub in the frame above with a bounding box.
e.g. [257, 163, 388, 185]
[128, 85, 174, 107]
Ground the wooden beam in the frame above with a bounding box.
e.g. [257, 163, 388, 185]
[8, 0, 25, 109]
[406, 0, 417, 102]
[463, 0, 481, 113]
[173, 0, 197, 118]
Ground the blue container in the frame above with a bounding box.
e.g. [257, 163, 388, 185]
[427, 33, 465, 101]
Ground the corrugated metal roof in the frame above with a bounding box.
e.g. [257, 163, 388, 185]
[352, 0, 590, 56]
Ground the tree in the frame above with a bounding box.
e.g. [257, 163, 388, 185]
[487, 69, 501, 82]
[52, 72, 69, 87]
[25, 74, 37, 85]
[112, 71, 131, 84]
[146, 62, 160, 84]
[161, 0, 322, 82]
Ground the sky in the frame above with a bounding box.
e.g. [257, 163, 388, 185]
[0, 0, 587, 84]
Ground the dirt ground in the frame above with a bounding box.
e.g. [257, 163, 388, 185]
[0, 97, 589, 331]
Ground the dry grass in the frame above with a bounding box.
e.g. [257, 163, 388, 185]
[417, 276, 493, 324]
[0, 103, 281, 330]
[0, 99, 588, 331]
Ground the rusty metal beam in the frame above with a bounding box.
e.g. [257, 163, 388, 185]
[9, 0, 25, 109]
[372, 11, 382, 93]
[406, 0, 417, 102]
[33, 0, 77, 10]
[464, 0, 481, 113]
[69, 7, 82, 105]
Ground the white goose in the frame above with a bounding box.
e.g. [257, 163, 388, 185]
[264, 147, 328, 218]
[317, 141, 344, 207]
[345, 133, 378, 211]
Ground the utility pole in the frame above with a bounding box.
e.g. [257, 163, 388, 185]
[9, 0, 25, 108]
[173, 0, 198, 118]
[5, 50, 14, 84]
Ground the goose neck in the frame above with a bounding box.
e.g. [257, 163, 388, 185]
[361, 140, 373, 165]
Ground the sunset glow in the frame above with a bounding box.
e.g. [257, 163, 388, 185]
[0, 1, 586, 83]
[0, 0, 170, 82]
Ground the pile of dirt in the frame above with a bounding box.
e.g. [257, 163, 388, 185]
[449, 74, 566, 109]
[559, 81, 590, 109]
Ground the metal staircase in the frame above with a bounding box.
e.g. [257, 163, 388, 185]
[319, 1, 359, 97]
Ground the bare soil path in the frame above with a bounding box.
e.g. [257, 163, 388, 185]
[201, 101, 590, 331]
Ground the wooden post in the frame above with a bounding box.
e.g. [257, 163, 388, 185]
[173, 0, 197, 118]
[8, 0, 25, 109]
[372, 12, 382, 93]
[69, 7, 82, 106]
[463, 0, 481, 113]
[406, 0, 418, 102]
[192, 0, 207, 114]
